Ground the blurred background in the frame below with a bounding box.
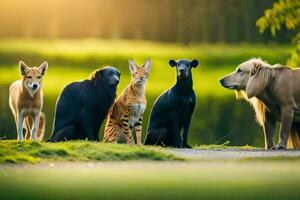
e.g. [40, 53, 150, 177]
[0, 0, 297, 147]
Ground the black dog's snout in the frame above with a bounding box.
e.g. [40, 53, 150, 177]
[115, 79, 120, 84]
[179, 69, 185, 73]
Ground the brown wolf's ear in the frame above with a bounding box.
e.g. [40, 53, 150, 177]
[128, 58, 137, 74]
[38, 61, 48, 75]
[246, 66, 274, 98]
[169, 60, 177, 67]
[19, 61, 29, 76]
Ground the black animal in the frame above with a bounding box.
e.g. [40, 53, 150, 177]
[144, 59, 198, 148]
[48, 67, 120, 142]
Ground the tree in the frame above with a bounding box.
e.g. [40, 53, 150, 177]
[256, 0, 300, 67]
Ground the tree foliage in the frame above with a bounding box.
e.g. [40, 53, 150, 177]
[256, 0, 300, 66]
[0, 0, 291, 43]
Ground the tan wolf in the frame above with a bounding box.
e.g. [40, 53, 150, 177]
[104, 58, 151, 145]
[9, 61, 48, 141]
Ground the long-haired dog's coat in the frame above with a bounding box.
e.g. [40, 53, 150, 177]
[220, 58, 300, 149]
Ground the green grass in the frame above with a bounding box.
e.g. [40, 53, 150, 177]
[0, 141, 181, 164]
[1, 161, 300, 200]
[0, 39, 293, 63]
[195, 141, 259, 150]
[195, 144, 258, 150]
[0, 39, 294, 97]
[1, 140, 300, 199]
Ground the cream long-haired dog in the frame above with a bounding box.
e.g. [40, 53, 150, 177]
[220, 58, 300, 150]
[9, 61, 48, 141]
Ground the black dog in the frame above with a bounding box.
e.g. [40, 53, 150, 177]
[144, 59, 198, 148]
[48, 67, 120, 142]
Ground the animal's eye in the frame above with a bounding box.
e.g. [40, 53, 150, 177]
[27, 76, 32, 79]
[237, 69, 243, 73]
[37, 76, 42, 79]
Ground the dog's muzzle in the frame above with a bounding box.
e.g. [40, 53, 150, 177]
[178, 69, 188, 79]
[219, 78, 238, 89]
[28, 83, 39, 91]
[110, 76, 120, 86]
[32, 84, 38, 90]
[111, 79, 120, 86]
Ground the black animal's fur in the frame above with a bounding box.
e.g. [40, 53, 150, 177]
[48, 67, 120, 142]
[144, 59, 198, 148]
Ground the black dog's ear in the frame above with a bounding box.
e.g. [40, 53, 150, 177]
[90, 69, 103, 81]
[96, 69, 104, 79]
[190, 59, 199, 68]
[169, 60, 177, 67]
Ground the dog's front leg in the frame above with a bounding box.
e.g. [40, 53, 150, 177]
[275, 106, 294, 149]
[82, 115, 98, 141]
[182, 115, 192, 149]
[17, 111, 24, 141]
[263, 112, 276, 149]
[170, 114, 181, 148]
[31, 112, 40, 141]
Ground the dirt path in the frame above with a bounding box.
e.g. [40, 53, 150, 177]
[167, 148, 300, 160]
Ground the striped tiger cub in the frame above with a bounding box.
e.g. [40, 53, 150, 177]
[104, 58, 151, 145]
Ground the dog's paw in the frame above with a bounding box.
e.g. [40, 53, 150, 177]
[265, 144, 274, 150]
[271, 144, 287, 150]
[175, 141, 183, 148]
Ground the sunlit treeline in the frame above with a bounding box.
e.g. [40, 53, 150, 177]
[0, 0, 294, 43]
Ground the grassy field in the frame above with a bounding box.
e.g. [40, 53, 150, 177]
[0, 39, 293, 96]
[0, 140, 180, 164]
[1, 159, 300, 200]
[0, 140, 300, 200]
[0, 39, 294, 145]
[1, 162, 300, 200]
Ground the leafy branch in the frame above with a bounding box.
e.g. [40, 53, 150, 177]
[256, 0, 300, 66]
